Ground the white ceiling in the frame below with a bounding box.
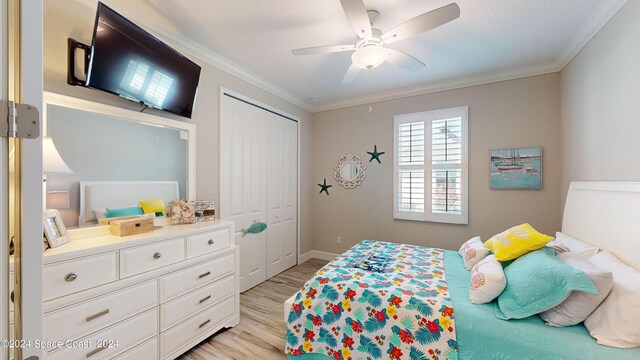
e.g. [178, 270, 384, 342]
[93, 0, 625, 112]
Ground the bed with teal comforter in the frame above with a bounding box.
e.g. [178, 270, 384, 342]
[287, 242, 640, 360]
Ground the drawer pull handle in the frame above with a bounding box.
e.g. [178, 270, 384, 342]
[199, 271, 211, 279]
[153, 252, 162, 259]
[86, 346, 105, 358]
[199, 295, 211, 304]
[65, 273, 78, 282]
[199, 319, 211, 328]
[86, 309, 110, 322]
[208, 239, 215, 245]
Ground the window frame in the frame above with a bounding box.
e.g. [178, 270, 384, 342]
[393, 106, 469, 224]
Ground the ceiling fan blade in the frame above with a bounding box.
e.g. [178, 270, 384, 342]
[340, 0, 372, 39]
[291, 44, 355, 56]
[382, 3, 460, 44]
[341, 63, 361, 84]
[386, 48, 425, 72]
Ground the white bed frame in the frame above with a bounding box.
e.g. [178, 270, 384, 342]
[562, 181, 640, 270]
[284, 181, 640, 319]
[79, 180, 180, 226]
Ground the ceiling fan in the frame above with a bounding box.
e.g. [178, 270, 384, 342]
[291, 0, 460, 84]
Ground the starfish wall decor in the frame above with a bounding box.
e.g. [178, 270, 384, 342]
[318, 178, 332, 195]
[367, 145, 385, 164]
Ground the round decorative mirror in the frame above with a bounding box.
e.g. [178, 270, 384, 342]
[334, 153, 366, 188]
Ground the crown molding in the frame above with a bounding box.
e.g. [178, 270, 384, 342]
[311, 0, 627, 113]
[557, 0, 627, 70]
[556, 0, 627, 70]
[114, 0, 626, 114]
[118, 9, 313, 113]
[310, 61, 560, 112]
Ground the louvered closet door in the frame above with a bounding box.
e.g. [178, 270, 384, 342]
[220, 95, 268, 292]
[266, 112, 298, 278]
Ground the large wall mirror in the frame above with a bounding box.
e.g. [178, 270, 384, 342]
[43, 92, 196, 228]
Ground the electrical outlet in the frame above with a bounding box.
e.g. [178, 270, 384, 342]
[336, 236, 342, 244]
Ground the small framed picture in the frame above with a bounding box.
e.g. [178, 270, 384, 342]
[43, 209, 69, 248]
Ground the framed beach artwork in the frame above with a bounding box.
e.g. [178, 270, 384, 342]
[490, 147, 542, 189]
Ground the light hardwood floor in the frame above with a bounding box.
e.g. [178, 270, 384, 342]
[179, 258, 327, 360]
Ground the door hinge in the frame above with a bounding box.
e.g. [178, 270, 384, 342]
[0, 100, 40, 139]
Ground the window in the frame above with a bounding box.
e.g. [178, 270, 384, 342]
[394, 106, 468, 224]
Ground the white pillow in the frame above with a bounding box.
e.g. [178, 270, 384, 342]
[584, 251, 640, 348]
[469, 255, 506, 304]
[539, 252, 613, 327]
[547, 232, 599, 259]
[92, 208, 107, 221]
[458, 236, 490, 270]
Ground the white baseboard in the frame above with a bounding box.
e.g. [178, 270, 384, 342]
[299, 250, 340, 263]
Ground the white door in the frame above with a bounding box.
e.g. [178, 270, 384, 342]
[2, 1, 44, 360]
[266, 113, 297, 278]
[1, 2, 8, 355]
[220, 94, 268, 292]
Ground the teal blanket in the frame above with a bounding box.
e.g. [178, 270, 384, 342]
[444, 250, 640, 359]
[289, 249, 640, 359]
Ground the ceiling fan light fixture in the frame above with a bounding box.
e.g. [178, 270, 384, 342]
[351, 45, 387, 70]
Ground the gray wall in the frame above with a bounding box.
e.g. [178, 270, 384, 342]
[47, 105, 187, 227]
[560, 1, 640, 208]
[311, 74, 562, 254]
[44, 0, 314, 253]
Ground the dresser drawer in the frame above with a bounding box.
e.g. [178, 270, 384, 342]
[111, 336, 158, 360]
[160, 275, 235, 331]
[44, 253, 117, 301]
[120, 237, 185, 278]
[159, 253, 234, 302]
[44, 280, 158, 343]
[47, 308, 157, 360]
[160, 296, 235, 358]
[186, 228, 230, 258]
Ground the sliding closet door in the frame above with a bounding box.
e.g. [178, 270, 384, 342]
[266, 113, 297, 278]
[220, 95, 268, 292]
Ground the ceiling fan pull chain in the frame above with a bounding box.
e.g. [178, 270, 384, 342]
[368, 69, 373, 112]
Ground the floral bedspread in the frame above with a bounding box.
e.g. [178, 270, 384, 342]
[286, 240, 458, 360]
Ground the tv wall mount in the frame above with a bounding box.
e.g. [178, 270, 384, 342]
[67, 37, 91, 86]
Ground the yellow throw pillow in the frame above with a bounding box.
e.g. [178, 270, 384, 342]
[484, 223, 553, 261]
[138, 198, 165, 214]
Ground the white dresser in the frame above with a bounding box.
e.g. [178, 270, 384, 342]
[41, 220, 239, 360]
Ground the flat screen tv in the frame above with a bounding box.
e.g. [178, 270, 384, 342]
[86, 2, 201, 118]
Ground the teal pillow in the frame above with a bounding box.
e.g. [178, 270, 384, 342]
[500, 246, 556, 268]
[495, 249, 598, 320]
[104, 206, 144, 218]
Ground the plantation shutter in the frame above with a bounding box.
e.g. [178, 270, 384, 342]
[431, 117, 463, 215]
[397, 122, 425, 215]
[394, 107, 468, 224]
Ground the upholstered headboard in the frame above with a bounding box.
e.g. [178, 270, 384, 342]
[562, 182, 640, 270]
[79, 180, 180, 226]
